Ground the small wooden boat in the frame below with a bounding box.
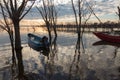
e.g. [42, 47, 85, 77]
[93, 32, 120, 43]
[27, 33, 49, 51]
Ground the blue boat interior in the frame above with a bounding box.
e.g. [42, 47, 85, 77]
[28, 33, 42, 44]
[28, 33, 50, 56]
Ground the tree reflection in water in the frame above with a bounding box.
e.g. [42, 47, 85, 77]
[43, 35, 58, 80]
[2, 32, 120, 80]
[69, 33, 86, 80]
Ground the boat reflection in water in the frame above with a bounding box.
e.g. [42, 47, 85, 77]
[93, 40, 120, 47]
[93, 40, 120, 58]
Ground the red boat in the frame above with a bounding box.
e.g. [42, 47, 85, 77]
[93, 32, 120, 43]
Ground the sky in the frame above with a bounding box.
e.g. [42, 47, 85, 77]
[26, 0, 120, 23]
[91, 0, 120, 22]
[57, 0, 120, 23]
[0, 0, 120, 23]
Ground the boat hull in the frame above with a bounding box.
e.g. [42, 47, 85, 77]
[28, 39, 43, 51]
[93, 32, 120, 43]
[28, 33, 46, 51]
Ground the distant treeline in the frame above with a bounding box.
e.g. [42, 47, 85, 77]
[1, 22, 120, 32]
[20, 21, 120, 28]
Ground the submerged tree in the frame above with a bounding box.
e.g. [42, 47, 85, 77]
[36, 0, 58, 79]
[36, 0, 58, 58]
[0, 0, 35, 79]
[69, 0, 101, 80]
[36, 0, 57, 43]
[69, 0, 85, 79]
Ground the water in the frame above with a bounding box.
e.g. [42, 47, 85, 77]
[0, 31, 120, 80]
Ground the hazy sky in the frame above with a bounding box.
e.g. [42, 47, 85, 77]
[92, 0, 120, 22]
[0, 0, 120, 23]
[51, 0, 120, 23]
[32, 0, 120, 22]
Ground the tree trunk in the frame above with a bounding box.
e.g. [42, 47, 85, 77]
[46, 21, 52, 44]
[118, 6, 120, 20]
[8, 31, 16, 65]
[13, 20, 24, 78]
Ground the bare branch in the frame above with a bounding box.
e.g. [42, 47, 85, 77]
[3, 0, 12, 18]
[10, 0, 15, 14]
[18, 0, 27, 17]
[14, 0, 17, 11]
[117, 6, 120, 20]
[43, 0, 48, 20]
[36, 6, 46, 21]
[20, 1, 35, 20]
[86, 1, 102, 23]
[0, 3, 9, 30]
[71, 0, 78, 25]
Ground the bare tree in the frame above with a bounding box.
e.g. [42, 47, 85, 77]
[117, 6, 120, 21]
[71, 0, 95, 53]
[69, 0, 101, 80]
[69, 0, 83, 79]
[36, 0, 57, 43]
[0, 19, 17, 78]
[36, 0, 58, 57]
[0, 0, 35, 79]
[36, 0, 58, 79]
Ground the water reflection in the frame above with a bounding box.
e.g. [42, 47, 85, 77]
[44, 35, 58, 80]
[93, 40, 120, 58]
[93, 40, 120, 47]
[1, 32, 120, 80]
[92, 40, 120, 80]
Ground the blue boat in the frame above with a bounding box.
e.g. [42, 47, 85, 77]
[27, 33, 49, 52]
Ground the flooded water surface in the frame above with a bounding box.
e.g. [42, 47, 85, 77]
[0, 31, 120, 80]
